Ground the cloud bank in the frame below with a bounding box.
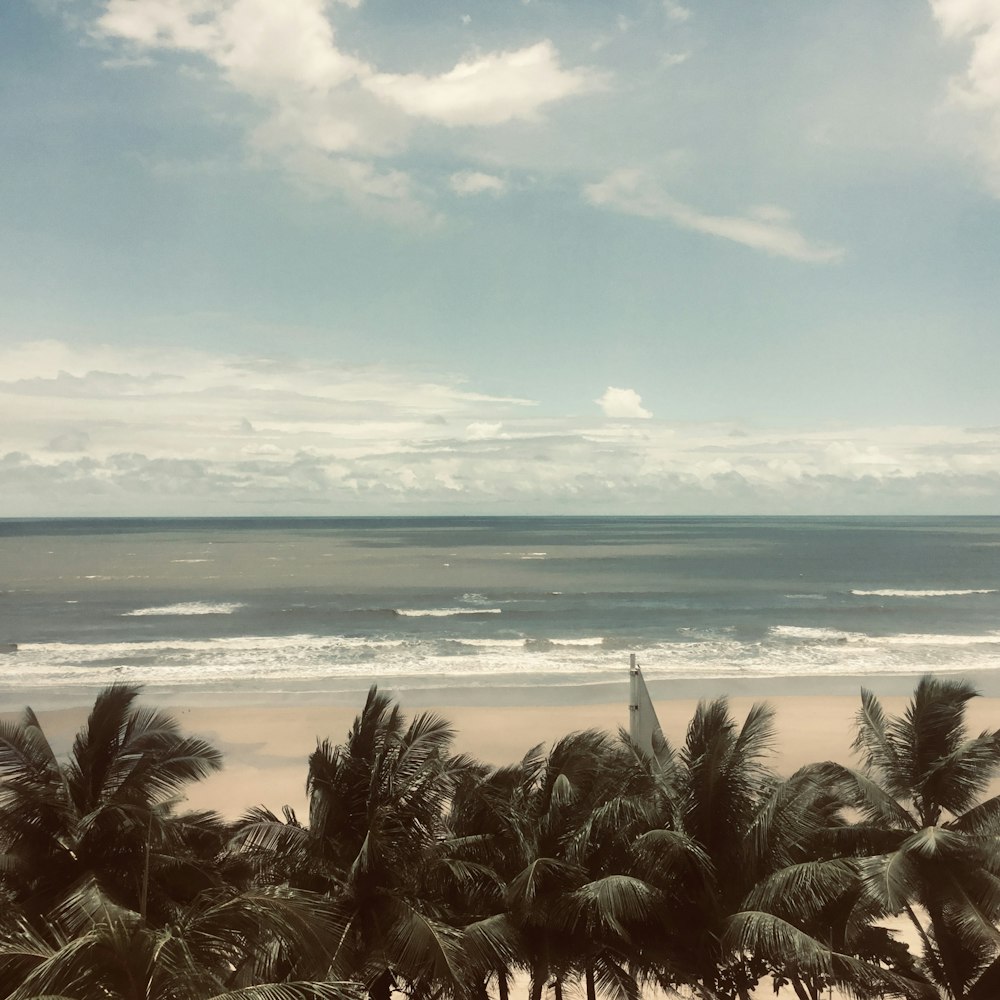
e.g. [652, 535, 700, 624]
[1, 342, 998, 515]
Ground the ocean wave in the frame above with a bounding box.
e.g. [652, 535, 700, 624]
[8, 625, 1000, 692]
[770, 626, 864, 643]
[394, 608, 502, 617]
[122, 602, 245, 617]
[771, 626, 1000, 648]
[851, 589, 997, 598]
[455, 638, 527, 648]
[460, 593, 492, 605]
[872, 632, 1000, 647]
[785, 594, 827, 600]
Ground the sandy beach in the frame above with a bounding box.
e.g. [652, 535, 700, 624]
[10, 677, 1000, 819]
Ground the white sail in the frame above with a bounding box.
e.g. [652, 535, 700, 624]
[628, 653, 664, 760]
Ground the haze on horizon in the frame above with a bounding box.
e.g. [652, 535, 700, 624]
[2, 0, 999, 516]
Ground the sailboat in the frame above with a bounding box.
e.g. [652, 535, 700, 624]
[628, 653, 664, 761]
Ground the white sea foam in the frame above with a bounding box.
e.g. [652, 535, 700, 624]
[550, 637, 604, 646]
[519, 552, 547, 560]
[871, 632, 1000, 647]
[123, 602, 245, 617]
[171, 559, 210, 563]
[851, 589, 997, 598]
[771, 626, 863, 642]
[456, 638, 528, 648]
[785, 594, 827, 600]
[7, 625, 1000, 691]
[394, 607, 502, 617]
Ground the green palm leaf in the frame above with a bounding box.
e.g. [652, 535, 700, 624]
[206, 982, 364, 1000]
[743, 859, 858, 920]
[569, 874, 663, 938]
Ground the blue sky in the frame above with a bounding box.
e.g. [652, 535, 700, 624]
[2, 0, 1000, 514]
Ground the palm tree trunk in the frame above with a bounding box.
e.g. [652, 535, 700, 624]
[585, 965, 596, 1000]
[140, 811, 153, 920]
[529, 976, 543, 1000]
[926, 897, 967, 1000]
[498, 970, 510, 1000]
[553, 978, 563, 1000]
[371, 970, 393, 1000]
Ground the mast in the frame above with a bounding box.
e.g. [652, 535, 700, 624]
[628, 652, 640, 743]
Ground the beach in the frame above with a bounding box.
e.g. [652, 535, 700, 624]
[12, 679, 1000, 820]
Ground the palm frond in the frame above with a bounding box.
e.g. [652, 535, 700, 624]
[742, 859, 859, 921]
[893, 676, 980, 807]
[592, 956, 641, 1000]
[853, 687, 901, 788]
[857, 849, 921, 914]
[629, 828, 713, 881]
[731, 701, 777, 765]
[569, 874, 663, 938]
[723, 910, 834, 978]
[382, 897, 467, 986]
[951, 792, 1000, 835]
[460, 914, 522, 975]
[723, 911, 934, 999]
[206, 982, 365, 1000]
[506, 857, 580, 910]
[921, 733, 1000, 818]
[819, 762, 918, 830]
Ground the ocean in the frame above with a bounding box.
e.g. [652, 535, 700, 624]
[1, 516, 999, 705]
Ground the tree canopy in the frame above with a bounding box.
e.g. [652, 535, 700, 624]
[2, 676, 997, 1000]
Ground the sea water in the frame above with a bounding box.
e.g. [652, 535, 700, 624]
[1, 517, 999, 701]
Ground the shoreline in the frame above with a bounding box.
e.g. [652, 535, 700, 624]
[4, 665, 1000, 711]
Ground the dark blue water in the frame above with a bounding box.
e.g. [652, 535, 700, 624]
[1, 517, 998, 695]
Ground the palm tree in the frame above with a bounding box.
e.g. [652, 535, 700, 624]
[823, 675, 1000, 999]
[449, 729, 687, 1000]
[234, 687, 475, 1000]
[660, 697, 929, 1000]
[0, 878, 363, 1000]
[0, 684, 225, 924]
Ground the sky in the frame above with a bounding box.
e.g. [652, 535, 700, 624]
[2, 0, 1000, 515]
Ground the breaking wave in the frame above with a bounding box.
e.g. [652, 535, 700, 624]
[851, 589, 997, 598]
[123, 602, 245, 617]
[394, 608, 503, 617]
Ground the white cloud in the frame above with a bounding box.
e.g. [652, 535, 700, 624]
[596, 386, 652, 419]
[4, 342, 1000, 514]
[93, 0, 598, 213]
[584, 168, 844, 262]
[663, 0, 692, 23]
[449, 170, 507, 196]
[466, 421, 504, 439]
[659, 51, 690, 69]
[929, 0, 1000, 192]
[364, 41, 601, 127]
